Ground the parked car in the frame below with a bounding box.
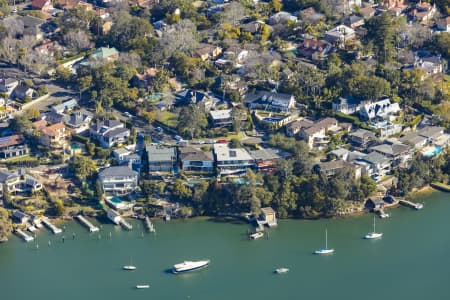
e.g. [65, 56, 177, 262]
[174, 135, 182, 141]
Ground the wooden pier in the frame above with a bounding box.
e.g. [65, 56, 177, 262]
[145, 216, 156, 233]
[76, 215, 99, 232]
[15, 229, 34, 242]
[399, 200, 424, 210]
[120, 219, 133, 230]
[42, 218, 63, 234]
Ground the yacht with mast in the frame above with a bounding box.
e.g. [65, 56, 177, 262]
[314, 229, 334, 255]
[365, 216, 383, 239]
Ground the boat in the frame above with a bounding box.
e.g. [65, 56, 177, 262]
[123, 257, 136, 270]
[365, 216, 383, 239]
[314, 229, 334, 255]
[136, 285, 150, 289]
[172, 260, 210, 274]
[275, 268, 289, 274]
[249, 231, 264, 239]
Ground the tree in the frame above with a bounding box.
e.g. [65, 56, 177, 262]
[0, 207, 12, 241]
[55, 66, 73, 83]
[54, 199, 66, 216]
[221, 2, 245, 25]
[432, 32, 450, 59]
[172, 179, 192, 200]
[0, 0, 10, 18]
[271, 0, 282, 12]
[177, 105, 208, 139]
[2, 16, 24, 37]
[365, 12, 397, 63]
[69, 155, 97, 182]
[158, 19, 198, 60]
[63, 30, 93, 53]
[0, 36, 19, 64]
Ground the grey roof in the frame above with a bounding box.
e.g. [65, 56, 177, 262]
[327, 148, 350, 158]
[99, 166, 138, 177]
[103, 127, 129, 138]
[349, 129, 376, 139]
[418, 126, 445, 139]
[66, 110, 93, 127]
[146, 145, 177, 162]
[52, 99, 78, 113]
[370, 143, 411, 156]
[399, 133, 427, 146]
[91, 119, 122, 132]
[179, 147, 213, 162]
[0, 169, 14, 183]
[361, 152, 390, 165]
[317, 160, 353, 172]
[21, 15, 44, 27]
[245, 91, 293, 105]
[249, 148, 289, 161]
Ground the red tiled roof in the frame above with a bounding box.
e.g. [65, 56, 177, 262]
[41, 123, 65, 137]
[31, 0, 51, 9]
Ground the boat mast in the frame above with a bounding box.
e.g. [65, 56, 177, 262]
[325, 228, 328, 249]
[373, 216, 376, 233]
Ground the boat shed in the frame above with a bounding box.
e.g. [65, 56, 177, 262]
[260, 207, 277, 227]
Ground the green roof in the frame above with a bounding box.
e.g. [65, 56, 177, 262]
[91, 47, 119, 59]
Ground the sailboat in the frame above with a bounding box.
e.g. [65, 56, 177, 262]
[365, 216, 383, 239]
[314, 229, 335, 254]
[123, 257, 136, 270]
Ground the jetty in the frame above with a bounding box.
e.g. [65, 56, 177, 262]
[399, 199, 424, 210]
[42, 218, 63, 234]
[76, 215, 99, 232]
[120, 219, 133, 230]
[145, 216, 156, 233]
[15, 229, 34, 242]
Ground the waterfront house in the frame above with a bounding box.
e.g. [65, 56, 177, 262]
[399, 132, 428, 149]
[0, 168, 42, 198]
[417, 126, 445, 143]
[314, 160, 362, 180]
[354, 152, 391, 178]
[89, 119, 130, 148]
[12, 211, 31, 225]
[366, 197, 385, 210]
[39, 122, 67, 149]
[332, 96, 362, 115]
[0, 135, 29, 160]
[179, 147, 214, 173]
[348, 129, 377, 147]
[369, 142, 412, 164]
[244, 91, 295, 113]
[213, 143, 255, 175]
[359, 98, 400, 121]
[98, 166, 138, 196]
[437, 16, 450, 32]
[146, 145, 177, 173]
[52, 98, 78, 114]
[249, 147, 291, 173]
[260, 207, 277, 227]
[0, 78, 19, 97]
[209, 109, 232, 128]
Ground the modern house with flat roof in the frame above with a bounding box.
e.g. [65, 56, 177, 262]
[146, 145, 177, 173]
[209, 109, 233, 128]
[213, 143, 255, 175]
[98, 166, 138, 196]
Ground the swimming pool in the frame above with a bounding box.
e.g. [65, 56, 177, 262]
[262, 117, 283, 123]
[423, 146, 442, 157]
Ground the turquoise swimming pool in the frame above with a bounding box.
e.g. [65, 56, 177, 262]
[423, 146, 442, 157]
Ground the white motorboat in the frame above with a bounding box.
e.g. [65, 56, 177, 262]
[123, 257, 136, 270]
[136, 285, 150, 289]
[365, 216, 383, 239]
[314, 229, 334, 255]
[275, 268, 289, 274]
[249, 231, 264, 239]
[172, 260, 210, 274]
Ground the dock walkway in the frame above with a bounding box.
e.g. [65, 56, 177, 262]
[76, 215, 99, 232]
[120, 219, 133, 230]
[399, 200, 424, 210]
[145, 216, 156, 232]
[42, 218, 62, 234]
[15, 229, 34, 242]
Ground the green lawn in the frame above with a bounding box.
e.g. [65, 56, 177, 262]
[156, 111, 178, 128]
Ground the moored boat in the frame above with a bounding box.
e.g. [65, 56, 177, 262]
[365, 216, 383, 239]
[172, 260, 210, 274]
[314, 229, 334, 255]
[136, 285, 149, 289]
[249, 231, 264, 239]
[275, 268, 289, 274]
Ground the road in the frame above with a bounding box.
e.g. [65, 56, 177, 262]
[1, 66, 77, 115]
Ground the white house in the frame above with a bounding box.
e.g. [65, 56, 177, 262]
[98, 166, 138, 196]
[213, 143, 255, 175]
[359, 98, 400, 120]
